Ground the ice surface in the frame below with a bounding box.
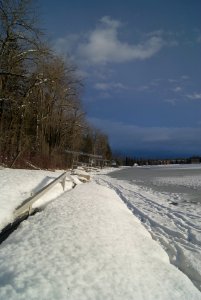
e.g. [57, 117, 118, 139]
[0, 182, 200, 299]
[153, 175, 201, 189]
[102, 165, 201, 291]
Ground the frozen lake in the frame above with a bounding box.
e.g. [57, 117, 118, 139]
[96, 164, 201, 291]
[109, 164, 201, 204]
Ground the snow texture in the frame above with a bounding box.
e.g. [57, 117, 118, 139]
[153, 175, 201, 189]
[95, 166, 201, 292]
[0, 169, 74, 231]
[0, 182, 200, 299]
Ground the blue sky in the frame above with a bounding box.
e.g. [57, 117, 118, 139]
[38, 0, 201, 158]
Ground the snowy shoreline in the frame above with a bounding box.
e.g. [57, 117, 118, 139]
[0, 167, 201, 299]
[95, 166, 201, 292]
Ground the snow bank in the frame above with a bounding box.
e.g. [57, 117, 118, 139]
[0, 182, 200, 299]
[0, 169, 73, 230]
[71, 168, 90, 181]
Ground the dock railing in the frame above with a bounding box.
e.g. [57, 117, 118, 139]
[14, 172, 68, 220]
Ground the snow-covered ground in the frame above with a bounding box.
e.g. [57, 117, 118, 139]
[0, 169, 76, 231]
[0, 166, 201, 299]
[95, 165, 201, 292]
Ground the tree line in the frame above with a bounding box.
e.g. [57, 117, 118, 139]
[0, 0, 112, 169]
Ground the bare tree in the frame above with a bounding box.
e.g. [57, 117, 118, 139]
[0, 0, 46, 165]
[0, 0, 112, 169]
[82, 125, 112, 160]
[24, 53, 84, 167]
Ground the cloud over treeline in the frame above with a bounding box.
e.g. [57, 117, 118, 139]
[89, 117, 201, 155]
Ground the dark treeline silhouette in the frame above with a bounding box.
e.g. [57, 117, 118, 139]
[113, 155, 201, 167]
[0, 0, 112, 169]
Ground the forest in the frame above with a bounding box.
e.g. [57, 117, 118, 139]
[0, 0, 112, 169]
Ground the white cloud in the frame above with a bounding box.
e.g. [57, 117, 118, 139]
[181, 75, 189, 80]
[168, 78, 178, 83]
[173, 86, 182, 92]
[150, 78, 162, 86]
[138, 85, 150, 91]
[187, 93, 201, 100]
[164, 99, 177, 106]
[100, 16, 122, 29]
[145, 30, 164, 37]
[94, 83, 110, 91]
[77, 16, 166, 65]
[53, 34, 79, 57]
[197, 35, 201, 43]
[53, 16, 178, 69]
[94, 82, 127, 91]
[167, 76, 190, 95]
